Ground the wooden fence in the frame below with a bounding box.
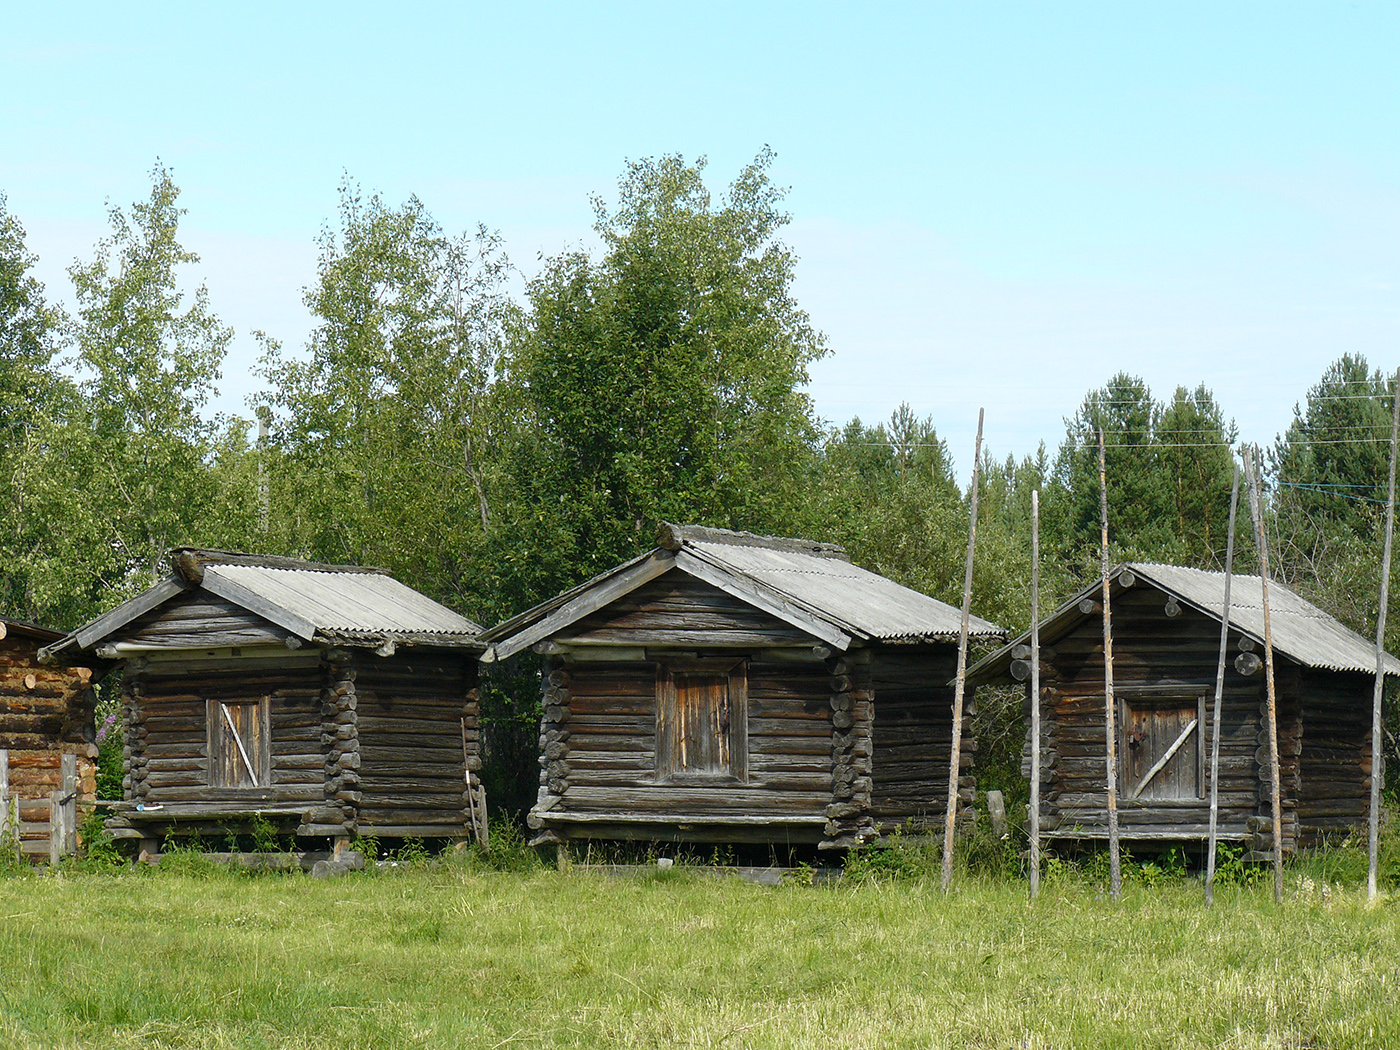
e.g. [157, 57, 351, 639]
[0, 750, 78, 864]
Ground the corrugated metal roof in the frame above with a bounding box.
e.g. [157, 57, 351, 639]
[967, 561, 1400, 682]
[483, 524, 1005, 658]
[1129, 563, 1400, 676]
[203, 564, 483, 640]
[685, 539, 1003, 643]
[39, 550, 483, 663]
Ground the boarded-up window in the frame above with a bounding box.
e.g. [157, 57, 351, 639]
[656, 659, 747, 782]
[207, 697, 270, 788]
[1121, 695, 1204, 800]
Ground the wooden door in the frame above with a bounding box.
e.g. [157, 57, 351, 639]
[1123, 697, 1203, 800]
[656, 660, 747, 781]
[208, 698, 269, 788]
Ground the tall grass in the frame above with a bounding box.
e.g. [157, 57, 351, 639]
[0, 851, 1397, 1049]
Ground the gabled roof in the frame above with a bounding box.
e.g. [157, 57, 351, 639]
[482, 523, 1005, 660]
[39, 548, 483, 664]
[967, 561, 1400, 685]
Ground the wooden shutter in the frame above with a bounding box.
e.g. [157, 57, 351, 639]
[208, 697, 270, 788]
[656, 659, 747, 782]
[1122, 696, 1204, 800]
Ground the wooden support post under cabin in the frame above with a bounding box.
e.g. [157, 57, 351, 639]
[1206, 462, 1240, 906]
[942, 407, 984, 893]
[1098, 427, 1122, 901]
[1370, 368, 1400, 902]
[1243, 445, 1285, 903]
[1029, 488, 1042, 901]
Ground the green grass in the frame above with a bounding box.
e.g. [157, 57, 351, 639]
[0, 857, 1398, 1049]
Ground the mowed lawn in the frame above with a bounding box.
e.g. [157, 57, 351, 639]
[0, 863, 1398, 1049]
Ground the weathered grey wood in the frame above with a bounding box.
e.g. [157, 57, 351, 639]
[540, 810, 828, 825]
[1099, 428, 1122, 901]
[199, 571, 318, 641]
[673, 550, 853, 651]
[1030, 489, 1042, 900]
[67, 577, 189, 654]
[1206, 463, 1240, 906]
[1130, 718, 1198, 798]
[492, 552, 677, 660]
[1370, 370, 1400, 900]
[0, 749, 8, 848]
[942, 407, 983, 893]
[1243, 444, 1284, 902]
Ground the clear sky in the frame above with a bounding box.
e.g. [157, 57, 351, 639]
[4, 3, 1398, 478]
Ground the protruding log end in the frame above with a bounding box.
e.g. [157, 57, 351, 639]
[656, 522, 684, 551]
[1119, 570, 1136, 589]
[1078, 598, 1102, 615]
[1164, 597, 1182, 617]
[1235, 651, 1263, 677]
[172, 549, 205, 586]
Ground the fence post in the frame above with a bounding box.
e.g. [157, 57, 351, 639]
[61, 753, 78, 857]
[49, 790, 63, 866]
[0, 749, 8, 847]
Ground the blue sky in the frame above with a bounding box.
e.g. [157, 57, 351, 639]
[4, 3, 1398, 478]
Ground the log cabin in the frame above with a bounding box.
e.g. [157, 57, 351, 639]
[966, 562, 1400, 859]
[481, 524, 1005, 851]
[38, 549, 487, 853]
[0, 618, 98, 859]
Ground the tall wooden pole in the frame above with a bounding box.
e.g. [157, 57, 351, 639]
[942, 408, 985, 893]
[1243, 445, 1284, 903]
[1205, 462, 1240, 906]
[1369, 369, 1400, 901]
[1029, 488, 1042, 901]
[1098, 428, 1122, 901]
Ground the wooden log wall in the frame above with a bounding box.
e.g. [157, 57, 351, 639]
[867, 648, 973, 834]
[122, 592, 287, 649]
[122, 656, 326, 816]
[353, 652, 477, 837]
[530, 652, 835, 841]
[559, 572, 814, 649]
[1294, 669, 1372, 848]
[0, 634, 97, 812]
[1026, 583, 1274, 846]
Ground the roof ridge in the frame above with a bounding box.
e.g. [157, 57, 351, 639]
[171, 548, 389, 584]
[655, 523, 850, 561]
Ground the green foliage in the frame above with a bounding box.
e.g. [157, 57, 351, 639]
[1045, 373, 1238, 572]
[505, 149, 827, 589]
[447, 819, 543, 874]
[75, 809, 126, 870]
[7, 163, 243, 627]
[248, 814, 284, 855]
[0, 192, 70, 621]
[388, 837, 431, 868]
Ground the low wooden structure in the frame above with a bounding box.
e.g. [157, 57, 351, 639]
[0, 619, 97, 861]
[482, 524, 1005, 850]
[967, 563, 1400, 858]
[39, 550, 487, 852]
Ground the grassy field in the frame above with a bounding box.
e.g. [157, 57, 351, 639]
[0, 848, 1398, 1050]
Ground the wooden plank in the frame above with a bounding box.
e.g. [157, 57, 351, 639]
[673, 550, 852, 651]
[491, 553, 677, 661]
[70, 577, 189, 652]
[199, 569, 318, 640]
